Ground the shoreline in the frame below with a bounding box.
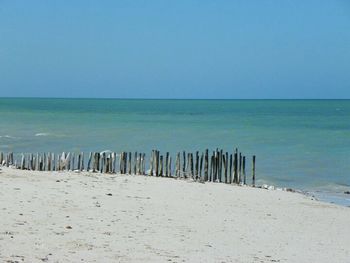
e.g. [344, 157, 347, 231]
[1, 167, 350, 262]
[2, 163, 350, 207]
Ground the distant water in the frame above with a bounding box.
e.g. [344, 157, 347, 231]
[0, 98, 349, 206]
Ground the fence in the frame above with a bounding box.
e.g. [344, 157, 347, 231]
[0, 149, 256, 186]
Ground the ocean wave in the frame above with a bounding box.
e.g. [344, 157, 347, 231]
[35, 133, 51, 137]
[0, 135, 18, 139]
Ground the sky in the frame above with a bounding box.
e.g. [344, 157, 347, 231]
[0, 0, 349, 99]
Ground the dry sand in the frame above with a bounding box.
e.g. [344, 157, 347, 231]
[0, 167, 349, 263]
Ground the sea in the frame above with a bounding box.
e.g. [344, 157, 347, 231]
[0, 98, 349, 206]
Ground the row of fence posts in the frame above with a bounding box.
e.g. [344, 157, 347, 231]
[0, 149, 256, 186]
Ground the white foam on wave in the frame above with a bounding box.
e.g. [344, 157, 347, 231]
[35, 133, 50, 137]
[0, 135, 18, 139]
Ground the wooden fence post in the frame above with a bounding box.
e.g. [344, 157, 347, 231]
[252, 155, 256, 187]
[243, 156, 246, 185]
[195, 151, 199, 180]
[233, 149, 238, 183]
[168, 156, 172, 177]
[239, 153, 242, 183]
[182, 151, 186, 177]
[155, 150, 159, 176]
[160, 155, 163, 177]
[165, 152, 169, 177]
[204, 150, 208, 181]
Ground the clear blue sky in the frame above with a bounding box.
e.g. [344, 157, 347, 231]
[0, 0, 349, 99]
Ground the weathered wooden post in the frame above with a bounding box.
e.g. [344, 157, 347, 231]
[199, 153, 203, 181]
[107, 153, 111, 173]
[119, 152, 123, 174]
[39, 153, 44, 171]
[168, 156, 172, 177]
[47, 152, 51, 171]
[25, 154, 30, 170]
[121, 152, 125, 174]
[35, 153, 39, 170]
[32, 154, 35, 170]
[117, 152, 121, 174]
[138, 153, 142, 175]
[81, 152, 85, 171]
[44, 153, 47, 171]
[110, 153, 113, 173]
[182, 151, 186, 177]
[209, 152, 213, 181]
[165, 152, 169, 177]
[155, 150, 159, 176]
[103, 152, 108, 173]
[119, 152, 122, 174]
[77, 152, 81, 171]
[58, 153, 62, 171]
[92, 152, 97, 172]
[124, 152, 127, 174]
[20, 154, 25, 170]
[213, 150, 217, 182]
[190, 153, 194, 178]
[112, 152, 117, 173]
[222, 152, 226, 183]
[138, 153, 142, 174]
[224, 152, 228, 183]
[138, 153, 141, 175]
[215, 150, 218, 182]
[71, 153, 75, 171]
[233, 149, 238, 183]
[252, 155, 256, 187]
[87, 152, 92, 171]
[122, 152, 125, 174]
[30, 155, 33, 170]
[175, 152, 179, 177]
[43, 153, 47, 171]
[243, 156, 246, 185]
[67, 152, 71, 171]
[214, 151, 217, 182]
[101, 152, 106, 173]
[219, 149, 223, 182]
[195, 151, 199, 179]
[52, 154, 56, 171]
[5, 153, 8, 166]
[160, 155, 163, 176]
[208, 153, 211, 181]
[38, 154, 42, 171]
[239, 153, 242, 183]
[128, 152, 131, 174]
[134, 152, 138, 175]
[149, 150, 153, 176]
[204, 150, 208, 181]
[142, 153, 146, 175]
[229, 154, 232, 183]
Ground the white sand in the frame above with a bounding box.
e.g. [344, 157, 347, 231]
[0, 167, 349, 263]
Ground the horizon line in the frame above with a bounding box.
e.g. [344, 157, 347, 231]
[0, 97, 349, 100]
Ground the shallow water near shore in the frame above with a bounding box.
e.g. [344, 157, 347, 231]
[0, 98, 349, 206]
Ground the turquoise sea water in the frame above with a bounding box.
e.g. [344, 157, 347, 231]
[0, 98, 349, 205]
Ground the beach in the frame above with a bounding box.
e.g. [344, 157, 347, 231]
[1, 98, 350, 206]
[0, 167, 349, 263]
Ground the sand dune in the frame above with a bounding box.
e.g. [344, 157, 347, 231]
[0, 167, 349, 263]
